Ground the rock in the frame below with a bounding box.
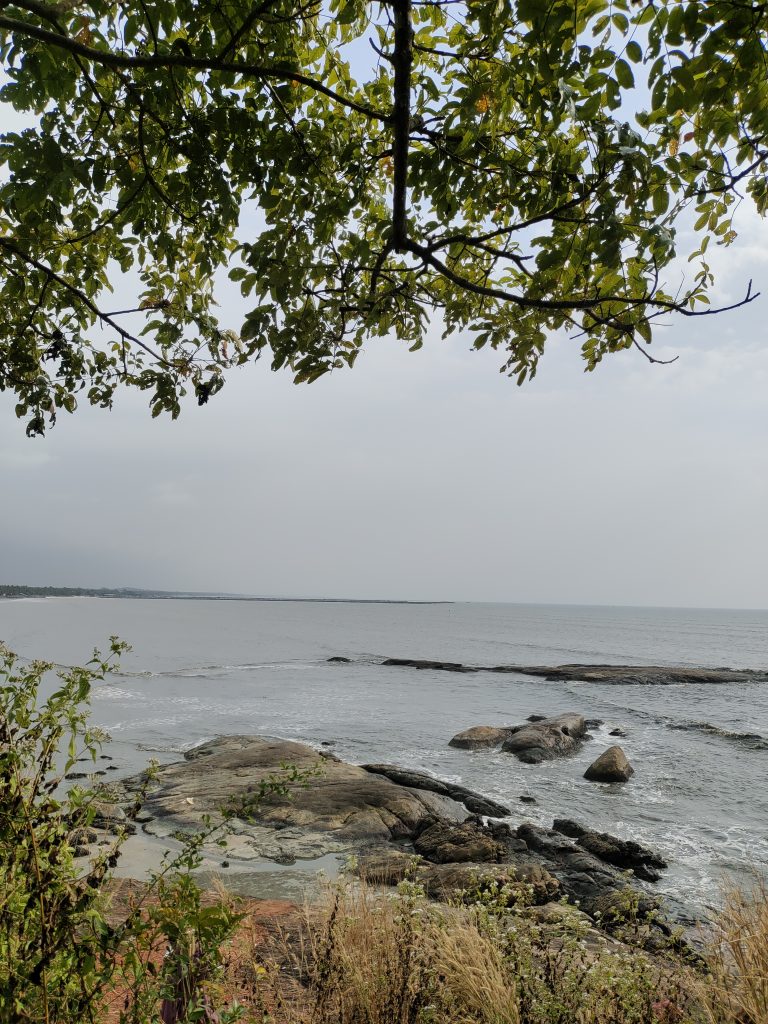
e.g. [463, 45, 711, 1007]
[527, 714, 547, 722]
[418, 861, 559, 905]
[584, 746, 634, 783]
[382, 658, 475, 673]
[65, 771, 88, 780]
[519, 795, 537, 804]
[552, 819, 667, 882]
[501, 713, 587, 763]
[362, 763, 510, 817]
[92, 802, 127, 825]
[609, 727, 627, 737]
[327, 656, 350, 663]
[448, 725, 514, 750]
[414, 819, 505, 864]
[70, 826, 98, 845]
[584, 719, 603, 730]
[126, 736, 469, 862]
[73, 845, 90, 858]
[356, 849, 421, 884]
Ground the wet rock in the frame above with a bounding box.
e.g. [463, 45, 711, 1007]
[502, 713, 587, 764]
[414, 818, 505, 864]
[527, 714, 547, 722]
[326, 656, 350, 663]
[519, 795, 537, 804]
[65, 771, 88, 780]
[382, 657, 475, 673]
[584, 746, 634, 783]
[362, 763, 510, 817]
[552, 819, 667, 882]
[609, 727, 627, 737]
[449, 725, 514, 750]
[584, 719, 603, 730]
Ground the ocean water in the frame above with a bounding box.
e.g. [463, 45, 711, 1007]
[2, 597, 767, 910]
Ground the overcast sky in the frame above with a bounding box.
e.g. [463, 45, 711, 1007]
[1, 109, 767, 608]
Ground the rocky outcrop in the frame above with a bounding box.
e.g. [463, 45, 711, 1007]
[414, 819, 506, 864]
[361, 764, 510, 817]
[364, 657, 768, 685]
[448, 713, 588, 762]
[552, 819, 667, 882]
[501, 713, 588, 763]
[584, 746, 634, 782]
[121, 736, 469, 861]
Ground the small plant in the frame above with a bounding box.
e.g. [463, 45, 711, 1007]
[0, 640, 310, 1024]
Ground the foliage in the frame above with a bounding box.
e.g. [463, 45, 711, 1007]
[0, 1, 767, 432]
[0, 640, 306, 1024]
[259, 878, 699, 1024]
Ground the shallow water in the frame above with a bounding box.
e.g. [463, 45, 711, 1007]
[2, 597, 767, 910]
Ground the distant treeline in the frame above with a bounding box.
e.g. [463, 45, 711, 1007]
[0, 585, 148, 599]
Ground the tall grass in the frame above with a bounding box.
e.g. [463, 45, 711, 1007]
[701, 875, 768, 1024]
[256, 880, 698, 1024]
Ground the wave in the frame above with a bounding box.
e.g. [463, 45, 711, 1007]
[668, 721, 768, 750]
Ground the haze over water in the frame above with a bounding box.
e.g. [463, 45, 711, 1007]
[2, 597, 767, 911]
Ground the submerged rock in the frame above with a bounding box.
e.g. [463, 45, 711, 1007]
[501, 713, 588, 764]
[584, 746, 634, 782]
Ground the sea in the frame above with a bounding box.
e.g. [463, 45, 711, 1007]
[2, 597, 767, 911]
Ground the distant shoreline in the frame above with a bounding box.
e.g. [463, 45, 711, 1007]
[0, 585, 449, 606]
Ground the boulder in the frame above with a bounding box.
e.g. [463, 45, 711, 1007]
[448, 725, 513, 749]
[584, 746, 634, 783]
[552, 819, 667, 882]
[502, 713, 588, 763]
[362, 763, 510, 817]
[414, 819, 505, 864]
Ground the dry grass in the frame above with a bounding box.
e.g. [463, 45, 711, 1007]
[700, 875, 768, 1024]
[244, 880, 698, 1024]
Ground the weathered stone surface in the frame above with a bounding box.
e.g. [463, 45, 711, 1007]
[382, 657, 474, 672]
[584, 746, 634, 783]
[413, 819, 505, 864]
[362, 763, 510, 817]
[417, 861, 560, 904]
[501, 713, 587, 764]
[128, 736, 468, 861]
[92, 802, 127, 825]
[448, 725, 514, 750]
[552, 819, 667, 882]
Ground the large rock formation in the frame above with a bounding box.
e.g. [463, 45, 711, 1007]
[501, 713, 588, 763]
[448, 713, 588, 762]
[125, 736, 471, 861]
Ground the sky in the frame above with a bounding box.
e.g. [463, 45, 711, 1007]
[1, 70, 767, 608]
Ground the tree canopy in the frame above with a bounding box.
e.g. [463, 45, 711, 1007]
[0, 0, 766, 433]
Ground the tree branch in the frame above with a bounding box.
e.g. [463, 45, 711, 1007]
[0, 13, 390, 122]
[390, 0, 412, 249]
